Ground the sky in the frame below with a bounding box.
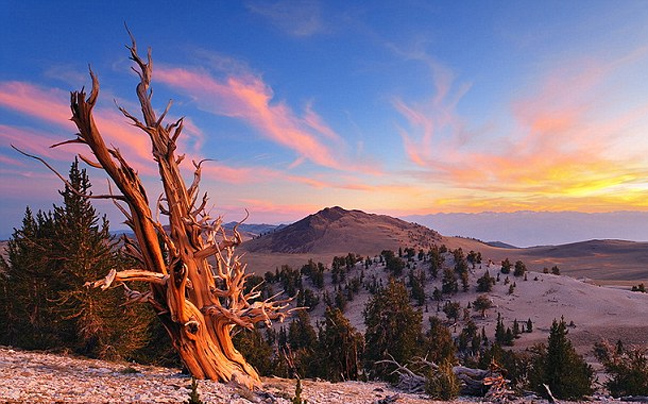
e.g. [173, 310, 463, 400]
[3, 1, 648, 240]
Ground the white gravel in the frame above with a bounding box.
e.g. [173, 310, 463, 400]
[0, 346, 633, 403]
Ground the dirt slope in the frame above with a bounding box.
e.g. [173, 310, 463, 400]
[241, 206, 441, 255]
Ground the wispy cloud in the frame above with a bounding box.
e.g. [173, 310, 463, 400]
[0, 81, 70, 125]
[395, 48, 648, 211]
[0, 80, 213, 179]
[235, 198, 322, 222]
[245, 0, 327, 37]
[155, 65, 378, 174]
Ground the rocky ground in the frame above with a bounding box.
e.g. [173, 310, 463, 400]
[0, 346, 642, 404]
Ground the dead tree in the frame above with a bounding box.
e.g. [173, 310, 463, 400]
[22, 34, 293, 389]
[377, 355, 513, 399]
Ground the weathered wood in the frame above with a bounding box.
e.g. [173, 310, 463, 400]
[378, 356, 512, 398]
[30, 32, 295, 389]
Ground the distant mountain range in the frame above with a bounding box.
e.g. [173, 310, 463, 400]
[239, 206, 648, 284]
[222, 222, 286, 238]
[91, 207, 648, 284]
[403, 211, 648, 247]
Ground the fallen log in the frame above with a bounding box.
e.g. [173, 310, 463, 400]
[376, 355, 512, 399]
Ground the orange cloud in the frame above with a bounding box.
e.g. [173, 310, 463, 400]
[396, 48, 648, 211]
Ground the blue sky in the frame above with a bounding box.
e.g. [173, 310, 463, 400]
[3, 1, 648, 239]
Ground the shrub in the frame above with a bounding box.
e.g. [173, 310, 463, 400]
[425, 359, 461, 400]
[594, 341, 648, 397]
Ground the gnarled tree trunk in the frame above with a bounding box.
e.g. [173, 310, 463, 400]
[32, 33, 292, 389]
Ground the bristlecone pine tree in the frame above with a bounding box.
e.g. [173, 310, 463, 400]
[17, 33, 292, 388]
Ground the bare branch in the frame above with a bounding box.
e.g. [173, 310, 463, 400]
[85, 268, 169, 290]
[50, 137, 86, 148]
[78, 153, 103, 169]
[12, 145, 126, 202]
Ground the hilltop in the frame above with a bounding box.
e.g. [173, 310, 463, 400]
[240, 207, 648, 285]
[242, 206, 442, 255]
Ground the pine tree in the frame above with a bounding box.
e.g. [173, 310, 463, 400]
[472, 295, 493, 318]
[363, 279, 423, 381]
[500, 258, 512, 274]
[513, 260, 527, 277]
[287, 310, 318, 377]
[0, 208, 59, 349]
[428, 247, 442, 278]
[441, 268, 458, 294]
[51, 159, 152, 359]
[423, 317, 456, 364]
[530, 318, 594, 399]
[593, 341, 648, 397]
[443, 301, 461, 323]
[233, 328, 274, 377]
[317, 307, 364, 382]
[476, 270, 494, 293]
[495, 312, 508, 345]
[408, 270, 426, 306]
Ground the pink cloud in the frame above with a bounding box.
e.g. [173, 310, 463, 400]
[0, 81, 168, 176]
[199, 160, 332, 189]
[235, 198, 321, 222]
[155, 66, 378, 174]
[0, 124, 81, 161]
[0, 82, 70, 124]
[0, 154, 27, 167]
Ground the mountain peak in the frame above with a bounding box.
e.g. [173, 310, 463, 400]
[312, 206, 351, 222]
[241, 207, 441, 255]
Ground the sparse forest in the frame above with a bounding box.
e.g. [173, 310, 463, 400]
[2, 34, 648, 403]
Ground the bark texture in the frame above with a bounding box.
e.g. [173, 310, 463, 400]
[50, 34, 291, 388]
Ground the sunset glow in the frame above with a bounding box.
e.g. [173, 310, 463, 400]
[3, 1, 648, 237]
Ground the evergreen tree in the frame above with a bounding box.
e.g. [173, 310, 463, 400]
[500, 258, 512, 274]
[466, 250, 481, 269]
[233, 328, 274, 376]
[363, 279, 423, 381]
[288, 310, 318, 351]
[593, 341, 648, 397]
[0, 160, 153, 360]
[460, 270, 470, 292]
[513, 260, 527, 277]
[494, 312, 511, 345]
[0, 208, 59, 349]
[51, 159, 151, 359]
[441, 268, 458, 294]
[408, 270, 426, 306]
[428, 247, 442, 278]
[317, 307, 364, 382]
[530, 318, 594, 399]
[442, 301, 461, 323]
[423, 317, 456, 364]
[472, 294, 493, 318]
[476, 270, 494, 293]
[286, 310, 318, 377]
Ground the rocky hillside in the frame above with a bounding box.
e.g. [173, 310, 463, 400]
[241, 206, 442, 255]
